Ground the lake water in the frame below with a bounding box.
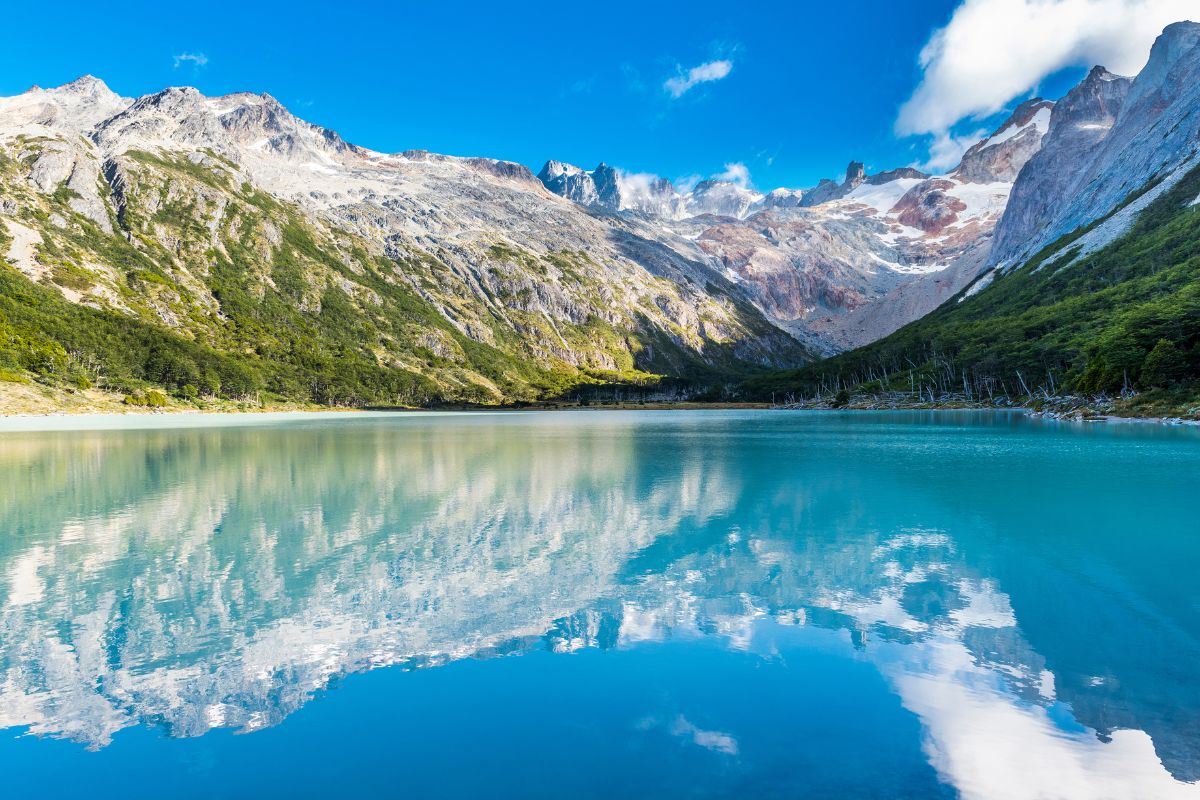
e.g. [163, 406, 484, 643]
[0, 410, 1197, 799]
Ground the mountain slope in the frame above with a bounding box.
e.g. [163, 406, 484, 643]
[744, 22, 1200, 412]
[0, 79, 807, 407]
[746, 162, 1200, 399]
[991, 21, 1200, 270]
[540, 103, 1054, 355]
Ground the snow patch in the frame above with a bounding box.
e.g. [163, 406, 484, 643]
[878, 223, 927, 245]
[946, 180, 1011, 221]
[980, 106, 1051, 150]
[962, 267, 997, 299]
[204, 94, 266, 116]
[842, 177, 924, 214]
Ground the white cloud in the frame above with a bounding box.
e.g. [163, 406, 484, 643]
[611, 162, 750, 199]
[715, 162, 751, 188]
[173, 52, 209, 69]
[669, 715, 739, 755]
[664, 59, 733, 98]
[614, 170, 668, 206]
[898, 0, 1196, 137]
[918, 128, 988, 172]
[674, 173, 703, 193]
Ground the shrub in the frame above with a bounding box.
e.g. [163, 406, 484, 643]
[1140, 339, 1188, 388]
[123, 389, 169, 408]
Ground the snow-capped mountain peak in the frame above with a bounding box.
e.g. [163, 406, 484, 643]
[537, 109, 1060, 353]
[953, 98, 1055, 184]
[0, 75, 131, 133]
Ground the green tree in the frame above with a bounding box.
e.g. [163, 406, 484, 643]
[1140, 339, 1188, 388]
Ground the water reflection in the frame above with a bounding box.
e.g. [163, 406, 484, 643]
[0, 412, 1197, 799]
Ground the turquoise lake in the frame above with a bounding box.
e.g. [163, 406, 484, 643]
[0, 409, 1197, 798]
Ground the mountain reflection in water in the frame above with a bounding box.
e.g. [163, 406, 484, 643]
[0, 411, 1197, 799]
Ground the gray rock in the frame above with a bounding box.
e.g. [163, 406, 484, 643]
[991, 21, 1200, 269]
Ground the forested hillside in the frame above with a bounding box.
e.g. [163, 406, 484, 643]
[744, 165, 1200, 414]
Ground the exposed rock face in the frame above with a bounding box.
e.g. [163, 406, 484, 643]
[797, 161, 882, 207]
[0, 75, 130, 132]
[955, 98, 1054, 184]
[539, 109, 1040, 353]
[894, 179, 969, 235]
[844, 160, 867, 188]
[868, 167, 928, 185]
[989, 70, 1133, 266]
[537, 160, 603, 207]
[0, 77, 808, 399]
[535, 161, 683, 216]
[799, 178, 844, 208]
[991, 21, 1200, 269]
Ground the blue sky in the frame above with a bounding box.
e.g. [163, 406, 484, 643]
[0, 0, 1186, 190]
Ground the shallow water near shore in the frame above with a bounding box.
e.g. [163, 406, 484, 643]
[0, 409, 1197, 798]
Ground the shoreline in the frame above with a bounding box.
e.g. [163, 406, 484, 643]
[1, 402, 1197, 433]
[771, 393, 1200, 426]
[6, 376, 1196, 427]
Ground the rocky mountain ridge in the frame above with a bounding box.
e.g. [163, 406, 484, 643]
[990, 20, 1200, 271]
[2, 21, 1196, 406]
[0, 76, 807, 405]
[747, 21, 1200, 416]
[539, 101, 1056, 352]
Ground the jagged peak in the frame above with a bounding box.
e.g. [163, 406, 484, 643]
[463, 157, 539, 186]
[866, 167, 928, 185]
[57, 75, 113, 95]
[131, 85, 205, 109]
[1082, 65, 1127, 84]
[950, 95, 1056, 183]
[1125, 20, 1200, 105]
[1011, 97, 1054, 119]
[1159, 19, 1200, 42]
[981, 98, 1054, 143]
[1, 74, 131, 132]
[692, 177, 756, 195]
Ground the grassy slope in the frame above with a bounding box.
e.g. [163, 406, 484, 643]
[743, 163, 1200, 415]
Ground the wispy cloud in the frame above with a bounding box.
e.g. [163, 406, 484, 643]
[172, 52, 209, 69]
[917, 128, 988, 172]
[637, 714, 739, 755]
[898, 0, 1194, 138]
[715, 161, 752, 188]
[615, 161, 752, 196]
[670, 716, 739, 755]
[663, 59, 733, 98]
[565, 77, 594, 96]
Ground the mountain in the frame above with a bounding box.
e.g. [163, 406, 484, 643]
[991, 22, 1200, 271]
[540, 104, 1053, 354]
[5, 21, 1195, 413]
[0, 78, 807, 408]
[955, 98, 1054, 184]
[746, 21, 1200, 413]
